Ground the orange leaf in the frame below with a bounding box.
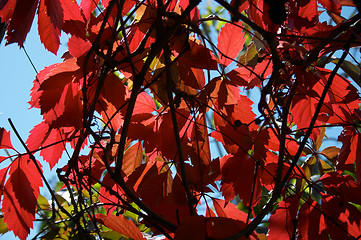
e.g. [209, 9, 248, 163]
[337, 0, 356, 6]
[122, 142, 143, 176]
[320, 146, 340, 164]
[96, 213, 145, 240]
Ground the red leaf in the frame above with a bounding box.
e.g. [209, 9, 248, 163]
[205, 204, 217, 218]
[217, 81, 241, 107]
[268, 195, 300, 240]
[211, 124, 252, 155]
[233, 56, 272, 88]
[226, 67, 254, 87]
[0, 0, 17, 21]
[298, 0, 318, 22]
[127, 24, 152, 53]
[291, 67, 360, 142]
[219, 152, 261, 206]
[96, 213, 145, 240]
[176, 38, 218, 70]
[60, 0, 86, 38]
[101, 0, 112, 8]
[65, 155, 105, 186]
[217, 22, 245, 66]
[211, 92, 256, 154]
[179, 64, 206, 89]
[205, 218, 242, 239]
[0, 167, 9, 198]
[126, 115, 157, 155]
[212, 198, 247, 221]
[46, 81, 83, 129]
[318, 0, 341, 14]
[188, 111, 211, 167]
[121, 0, 137, 16]
[291, 67, 322, 141]
[178, 0, 200, 21]
[29, 58, 80, 111]
[322, 194, 361, 239]
[298, 199, 328, 239]
[337, 127, 361, 184]
[96, 73, 128, 131]
[3, 0, 38, 46]
[290, 95, 321, 140]
[99, 173, 125, 212]
[0, 128, 14, 150]
[175, 216, 257, 240]
[38, 0, 63, 54]
[67, 35, 91, 57]
[321, 171, 361, 204]
[30, 58, 83, 129]
[60, 0, 83, 21]
[36, 58, 81, 86]
[133, 92, 157, 115]
[26, 122, 66, 169]
[174, 216, 206, 240]
[261, 154, 305, 191]
[318, 68, 360, 124]
[127, 161, 171, 207]
[146, 110, 190, 161]
[216, 84, 256, 124]
[80, 0, 99, 19]
[2, 156, 43, 240]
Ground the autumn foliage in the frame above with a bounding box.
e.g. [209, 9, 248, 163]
[0, 0, 361, 239]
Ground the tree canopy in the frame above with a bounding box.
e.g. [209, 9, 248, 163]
[0, 0, 361, 239]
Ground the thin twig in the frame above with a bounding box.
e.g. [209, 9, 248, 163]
[163, 44, 196, 215]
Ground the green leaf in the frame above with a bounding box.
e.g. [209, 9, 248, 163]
[0, 218, 9, 234]
[331, 58, 360, 85]
[320, 56, 361, 86]
[100, 230, 124, 240]
[37, 194, 50, 211]
[238, 42, 258, 67]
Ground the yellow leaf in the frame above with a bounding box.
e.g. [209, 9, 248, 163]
[0, 218, 9, 234]
[318, 159, 334, 175]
